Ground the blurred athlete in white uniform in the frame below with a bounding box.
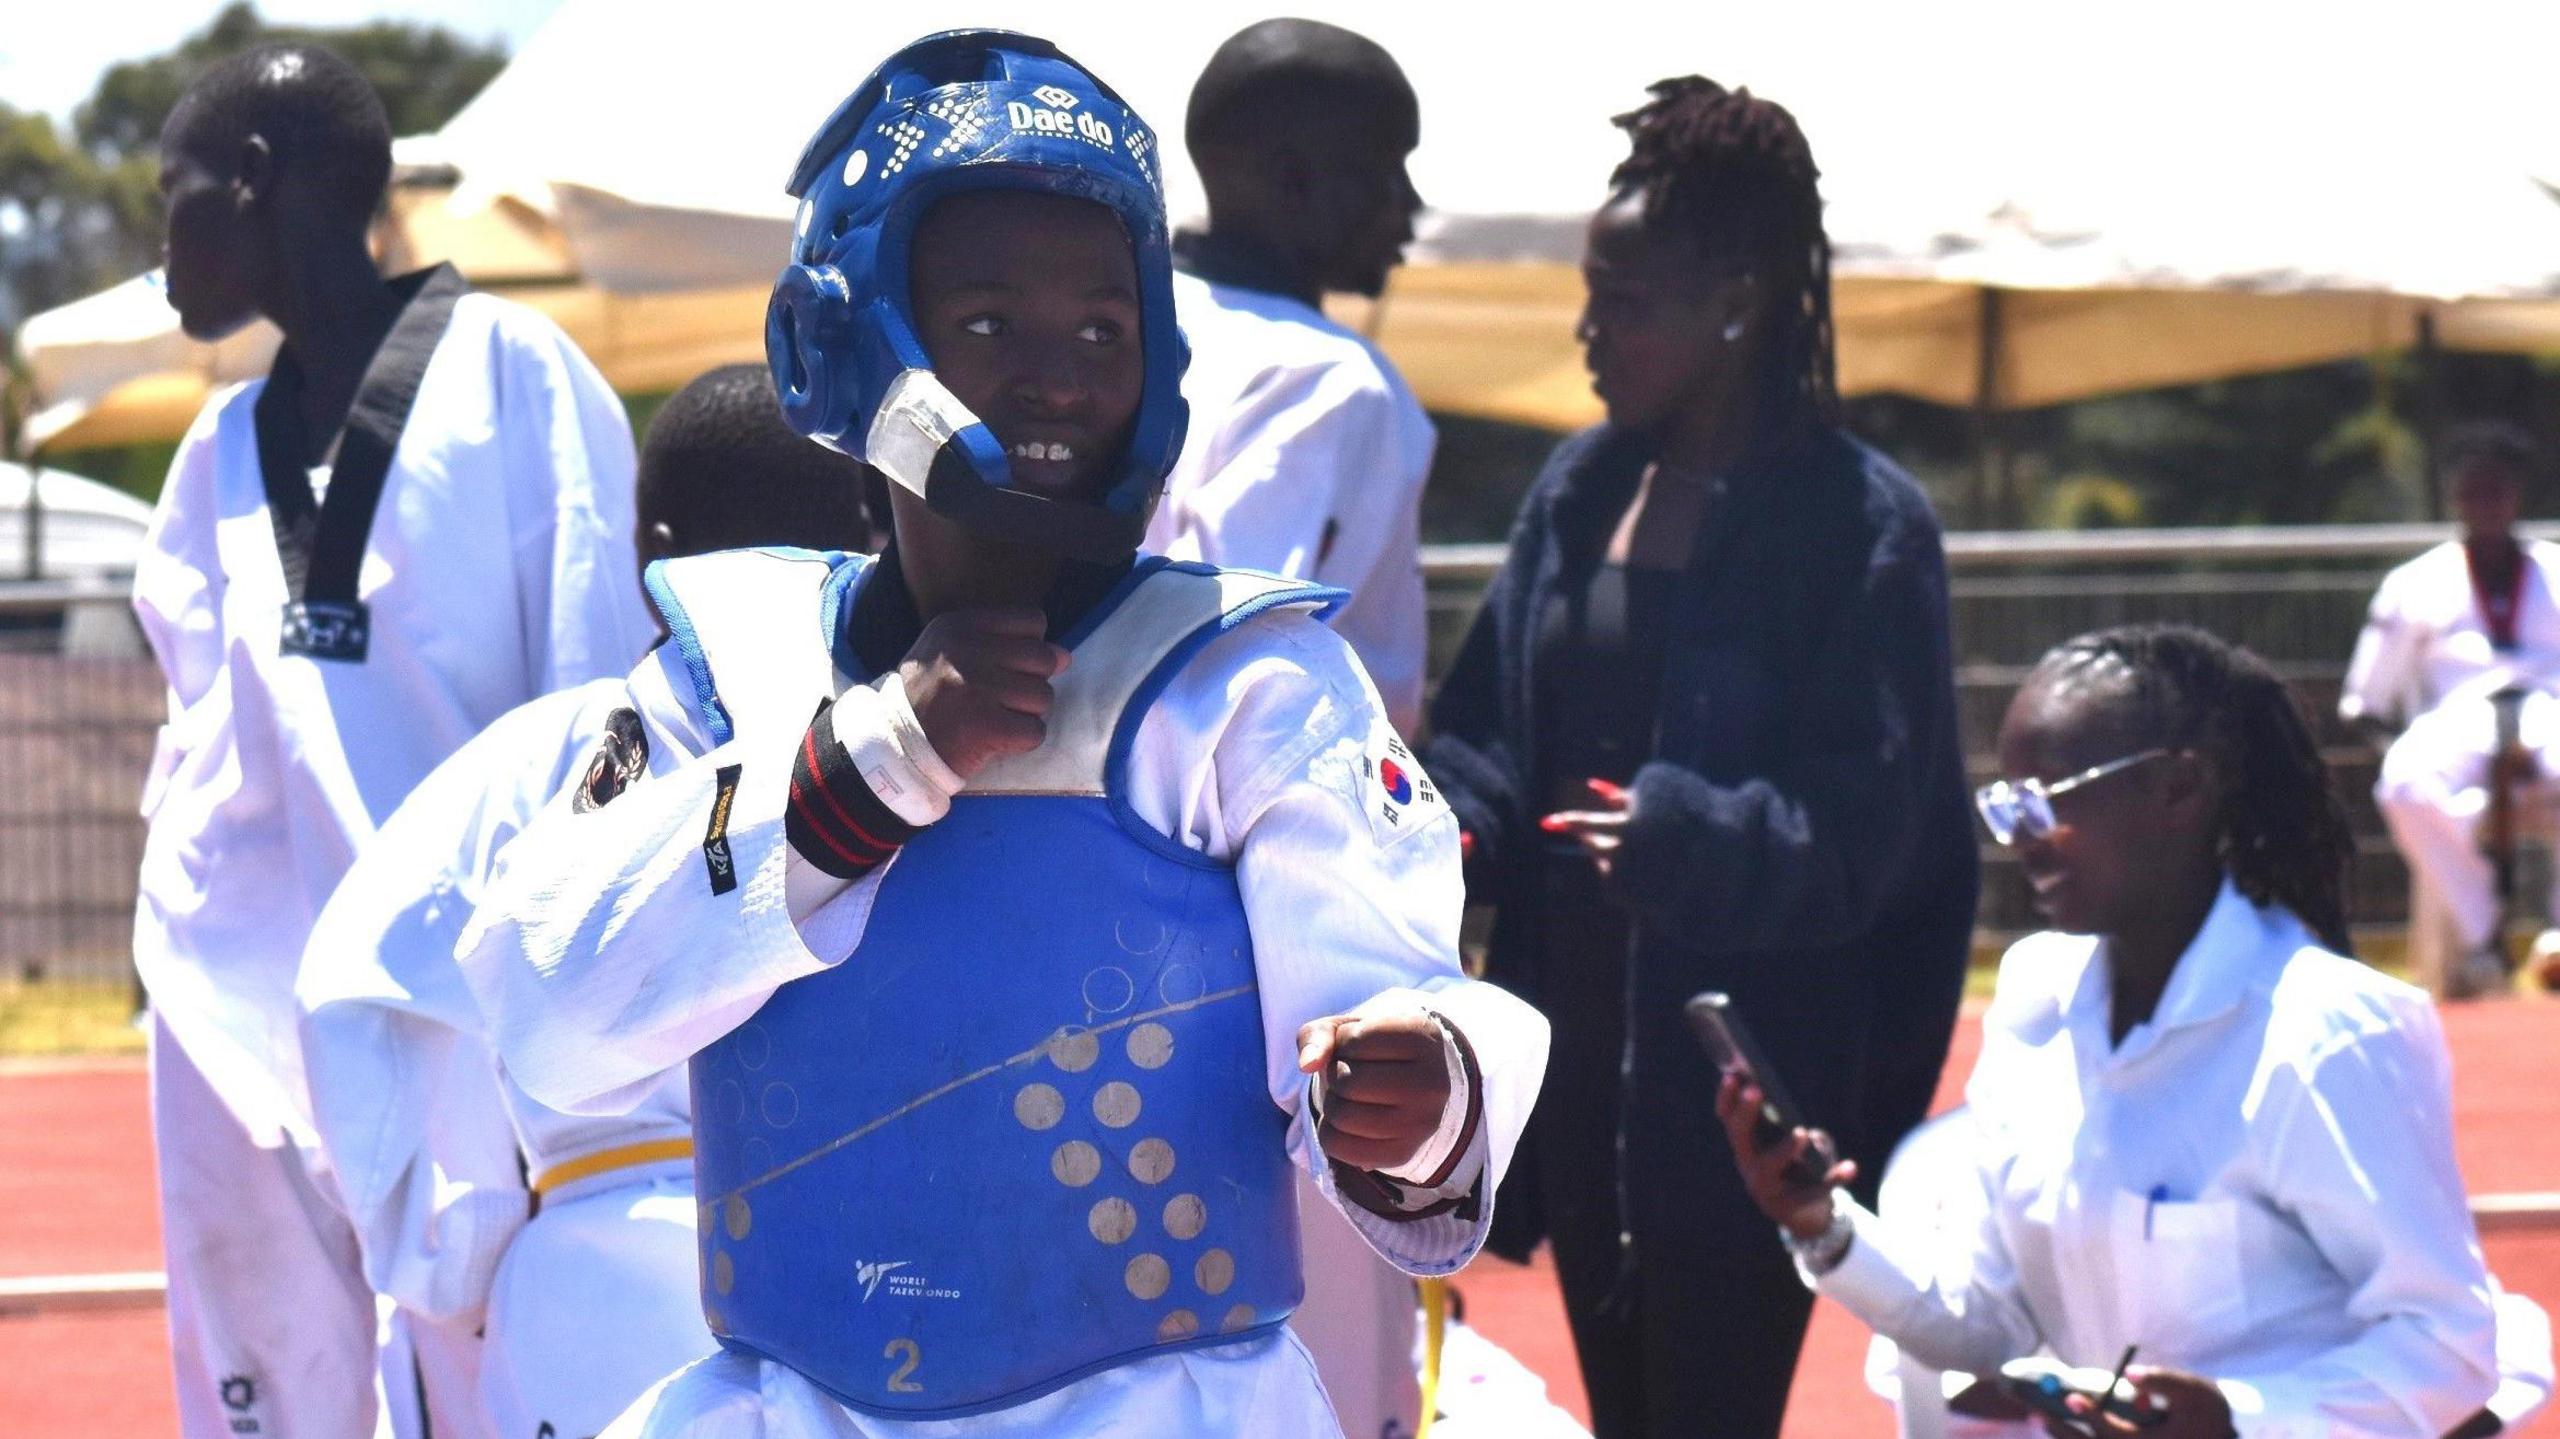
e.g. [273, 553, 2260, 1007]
[1146, 20, 1434, 739]
[2344, 423, 2560, 995]
[298, 366, 875, 1439]
[134, 45, 655, 1439]
[458, 31, 1547, 1438]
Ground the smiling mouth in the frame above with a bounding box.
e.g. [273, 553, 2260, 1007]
[1009, 441, 1076, 464]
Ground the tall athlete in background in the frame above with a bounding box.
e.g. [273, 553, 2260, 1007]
[1148, 20, 1435, 737]
[1157, 23, 1446, 1432]
[135, 43, 655, 1439]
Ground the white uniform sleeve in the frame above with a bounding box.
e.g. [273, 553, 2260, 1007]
[2212, 999, 2499, 1438]
[1138, 612, 1547, 1276]
[132, 400, 235, 810]
[496, 312, 655, 692]
[1807, 1123, 2047, 1378]
[458, 646, 887, 1116]
[297, 704, 587, 1324]
[2341, 566, 2424, 729]
[1156, 366, 1430, 730]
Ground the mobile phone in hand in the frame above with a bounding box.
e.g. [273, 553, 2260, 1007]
[1685, 991, 1835, 1186]
[1998, 1358, 2168, 1433]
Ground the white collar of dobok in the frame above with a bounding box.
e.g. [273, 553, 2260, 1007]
[2054, 877, 2314, 1066]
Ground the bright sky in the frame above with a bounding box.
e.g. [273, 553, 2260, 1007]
[0, 0, 561, 120]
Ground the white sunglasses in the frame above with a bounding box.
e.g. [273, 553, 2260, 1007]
[1973, 749, 2172, 845]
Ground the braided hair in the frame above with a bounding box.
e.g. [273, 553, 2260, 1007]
[2034, 625, 2355, 954]
[1608, 76, 1839, 439]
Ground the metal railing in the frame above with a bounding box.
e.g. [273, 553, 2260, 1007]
[0, 584, 156, 985]
[0, 524, 2490, 987]
[1423, 524, 2476, 939]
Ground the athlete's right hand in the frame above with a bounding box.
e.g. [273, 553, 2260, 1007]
[896, 608, 1068, 779]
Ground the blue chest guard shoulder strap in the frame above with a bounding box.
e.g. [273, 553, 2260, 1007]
[687, 558, 1345, 1419]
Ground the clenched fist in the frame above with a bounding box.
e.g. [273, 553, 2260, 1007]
[1296, 1012, 1454, 1174]
[897, 608, 1068, 780]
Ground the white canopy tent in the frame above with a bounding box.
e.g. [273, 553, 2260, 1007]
[19, 0, 2560, 450]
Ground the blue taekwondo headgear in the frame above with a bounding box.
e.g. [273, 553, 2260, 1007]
[767, 30, 1187, 562]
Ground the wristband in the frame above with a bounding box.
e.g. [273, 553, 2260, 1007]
[786, 695, 921, 879]
[1782, 1199, 1855, 1276]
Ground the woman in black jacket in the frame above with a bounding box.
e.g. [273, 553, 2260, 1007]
[1424, 78, 1978, 1438]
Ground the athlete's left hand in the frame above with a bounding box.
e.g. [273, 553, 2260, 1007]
[1541, 777, 1632, 876]
[1296, 1011, 1452, 1174]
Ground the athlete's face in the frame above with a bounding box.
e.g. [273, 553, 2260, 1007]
[157, 115, 267, 342]
[1993, 674, 2210, 938]
[1307, 109, 1421, 299]
[1578, 191, 1762, 439]
[909, 191, 1145, 504]
[2452, 457, 2523, 543]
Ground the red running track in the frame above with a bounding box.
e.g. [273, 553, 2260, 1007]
[4, 1001, 2555, 1437]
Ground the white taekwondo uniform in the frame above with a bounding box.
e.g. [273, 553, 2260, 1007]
[1855, 1110, 2552, 1439]
[1806, 881, 2514, 1439]
[1147, 269, 1440, 1435]
[300, 679, 712, 1439]
[457, 549, 1548, 1438]
[1147, 270, 1436, 738]
[132, 264, 656, 1439]
[2346, 538, 2560, 951]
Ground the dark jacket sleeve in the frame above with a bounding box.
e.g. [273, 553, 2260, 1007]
[1425, 599, 1519, 881]
[1610, 479, 1960, 961]
[1424, 456, 1563, 885]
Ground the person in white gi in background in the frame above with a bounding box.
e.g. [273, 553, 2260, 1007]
[459, 30, 1547, 1438]
[298, 365, 877, 1439]
[135, 44, 656, 1439]
[1724, 625, 2519, 1439]
[1147, 20, 1434, 739]
[1154, 27, 1452, 1435]
[2346, 421, 2560, 998]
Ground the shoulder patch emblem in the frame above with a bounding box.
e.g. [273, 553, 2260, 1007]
[571, 708, 651, 813]
[1362, 728, 1447, 847]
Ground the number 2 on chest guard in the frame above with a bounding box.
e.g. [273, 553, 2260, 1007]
[884, 1338, 924, 1393]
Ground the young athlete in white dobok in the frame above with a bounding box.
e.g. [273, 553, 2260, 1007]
[456, 30, 1547, 1439]
[297, 366, 877, 1439]
[135, 43, 655, 1439]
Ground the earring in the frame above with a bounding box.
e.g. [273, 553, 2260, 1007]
[1721, 320, 1746, 343]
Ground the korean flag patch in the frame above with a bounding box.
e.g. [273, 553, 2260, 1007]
[1361, 725, 1447, 847]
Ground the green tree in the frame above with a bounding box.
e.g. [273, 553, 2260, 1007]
[74, 1, 506, 163]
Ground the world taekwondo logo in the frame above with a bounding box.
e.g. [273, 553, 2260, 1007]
[856, 1258, 911, 1301]
[1031, 85, 1079, 110]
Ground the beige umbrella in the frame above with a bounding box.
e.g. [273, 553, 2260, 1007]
[20, 0, 2560, 451]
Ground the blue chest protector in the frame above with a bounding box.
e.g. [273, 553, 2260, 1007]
[654, 551, 1345, 1418]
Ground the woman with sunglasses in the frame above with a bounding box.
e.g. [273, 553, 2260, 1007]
[1719, 623, 2513, 1438]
